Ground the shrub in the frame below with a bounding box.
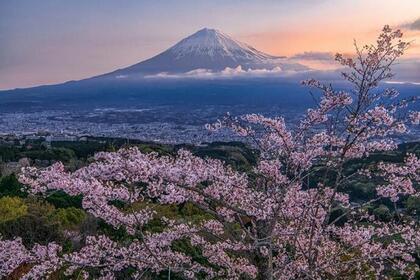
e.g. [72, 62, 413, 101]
[52, 207, 87, 230]
[0, 174, 26, 198]
[0, 196, 27, 223]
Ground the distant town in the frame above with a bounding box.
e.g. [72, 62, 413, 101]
[0, 109, 243, 144]
[2, 107, 418, 146]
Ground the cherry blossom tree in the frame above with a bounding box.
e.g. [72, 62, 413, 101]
[1, 25, 419, 279]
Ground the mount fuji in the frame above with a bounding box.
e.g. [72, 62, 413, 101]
[99, 28, 307, 79]
[0, 28, 310, 96]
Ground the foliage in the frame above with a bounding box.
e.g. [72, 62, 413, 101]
[373, 204, 393, 222]
[0, 197, 27, 223]
[0, 199, 62, 247]
[45, 191, 82, 209]
[406, 196, 420, 217]
[52, 207, 86, 230]
[0, 174, 26, 198]
[192, 141, 257, 172]
[21, 147, 76, 162]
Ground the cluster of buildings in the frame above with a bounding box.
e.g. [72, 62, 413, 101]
[0, 110, 236, 145]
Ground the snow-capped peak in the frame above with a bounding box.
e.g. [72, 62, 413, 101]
[105, 27, 306, 77]
[168, 28, 277, 62]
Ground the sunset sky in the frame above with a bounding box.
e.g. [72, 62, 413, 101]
[1, 0, 419, 89]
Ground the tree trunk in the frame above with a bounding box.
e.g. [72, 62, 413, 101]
[255, 220, 273, 280]
[256, 256, 273, 280]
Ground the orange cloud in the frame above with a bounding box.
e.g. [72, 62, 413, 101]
[240, 25, 420, 60]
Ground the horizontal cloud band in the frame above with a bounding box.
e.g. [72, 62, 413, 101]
[143, 65, 305, 79]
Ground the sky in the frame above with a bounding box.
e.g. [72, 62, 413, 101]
[0, 0, 419, 90]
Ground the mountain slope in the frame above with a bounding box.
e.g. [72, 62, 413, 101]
[103, 28, 306, 78]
